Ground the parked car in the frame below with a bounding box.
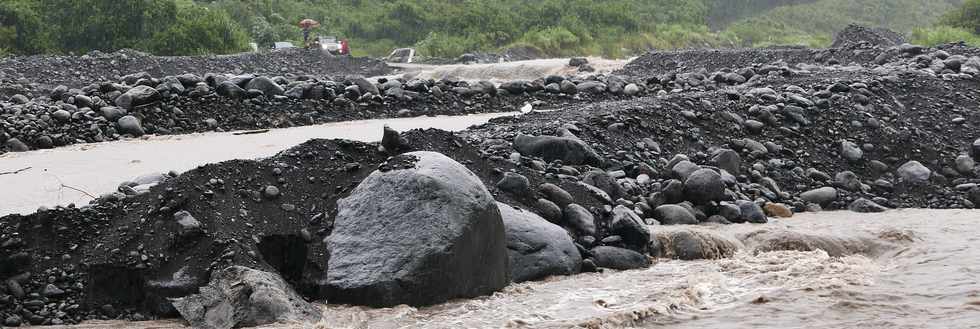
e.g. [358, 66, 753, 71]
[272, 42, 296, 50]
[317, 36, 350, 56]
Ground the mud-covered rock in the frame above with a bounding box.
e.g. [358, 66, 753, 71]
[171, 266, 321, 329]
[848, 198, 888, 213]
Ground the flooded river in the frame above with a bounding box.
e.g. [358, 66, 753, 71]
[0, 112, 514, 216]
[32, 209, 980, 329]
[383, 58, 631, 83]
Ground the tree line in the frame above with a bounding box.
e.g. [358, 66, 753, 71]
[1, 0, 978, 58]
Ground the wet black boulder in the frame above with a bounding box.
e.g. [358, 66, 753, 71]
[513, 133, 602, 166]
[216, 81, 246, 99]
[683, 169, 726, 204]
[499, 203, 581, 283]
[245, 76, 284, 96]
[591, 246, 651, 270]
[610, 205, 651, 248]
[114, 85, 161, 110]
[325, 152, 509, 307]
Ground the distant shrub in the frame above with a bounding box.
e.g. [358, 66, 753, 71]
[142, 3, 250, 56]
[911, 26, 980, 47]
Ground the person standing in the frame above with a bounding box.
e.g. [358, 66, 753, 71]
[299, 19, 320, 47]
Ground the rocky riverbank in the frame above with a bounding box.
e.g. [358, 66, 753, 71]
[2, 30, 980, 327]
[0, 63, 645, 154]
[0, 48, 390, 91]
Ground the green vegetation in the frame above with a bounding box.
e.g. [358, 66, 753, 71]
[721, 0, 962, 47]
[911, 26, 980, 46]
[0, 0, 248, 56]
[0, 0, 978, 58]
[208, 0, 721, 58]
[911, 0, 980, 46]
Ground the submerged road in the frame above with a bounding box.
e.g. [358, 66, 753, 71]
[0, 112, 516, 216]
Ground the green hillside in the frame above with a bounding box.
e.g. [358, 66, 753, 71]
[1, 0, 978, 58]
[722, 0, 963, 47]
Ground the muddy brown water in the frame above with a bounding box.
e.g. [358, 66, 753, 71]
[0, 112, 516, 216]
[26, 209, 980, 329]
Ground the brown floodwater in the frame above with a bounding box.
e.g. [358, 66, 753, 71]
[29, 209, 980, 329]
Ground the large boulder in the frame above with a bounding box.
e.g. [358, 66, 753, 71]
[799, 187, 838, 207]
[955, 155, 975, 175]
[591, 246, 651, 270]
[653, 205, 698, 225]
[562, 204, 596, 236]
[569, 57, 589, 67]
[848, 198, 888, 213]
[496, 172, 533, 200]
[683, 169, 726, 204]
[171, 266, 321, 329]
[245, 76, 285, 96]
[535, 198, 562, 223]
[498, 203, 581, 283]
[117, 115, 145, 136]
[897, 161, 931, 183]
[513, 134, 602, 166]
[610, 205, 651, 247]
[710, 149, 741, 174]
[736, 200, 767, 224]
[216, 81, 247, 99]
[325, 152, 509, 306]
[841, 140, 863, 162]
[670, 160, 701, 181]
[114, 85, 161, 110]
[351, 77, 380, 96]
[380, 125, 409, 153]
[581, 170, 624, 200]
[3, 138, 30, 152]
[834, 171, 863, 191]
[99, 106, 126, 121]
[539, 183, 575, 208]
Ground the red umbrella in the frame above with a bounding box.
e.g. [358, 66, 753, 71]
[299, 19, 320, 29]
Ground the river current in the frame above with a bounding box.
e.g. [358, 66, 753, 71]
[40, 209, 978, 329]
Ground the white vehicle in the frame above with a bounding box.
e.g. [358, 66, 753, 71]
[316, 36, 350, 55]
[272, 42, 296, 50]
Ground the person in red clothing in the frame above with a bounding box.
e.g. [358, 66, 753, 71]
[340, 39, 350, 55]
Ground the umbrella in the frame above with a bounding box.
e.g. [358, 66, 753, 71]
[299, 19, 320, 29]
